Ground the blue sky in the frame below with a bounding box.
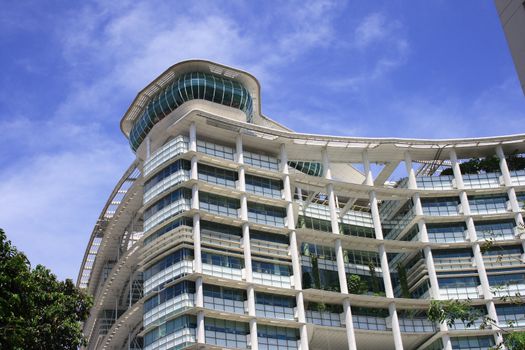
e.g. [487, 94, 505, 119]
[1, 0, 524, 281]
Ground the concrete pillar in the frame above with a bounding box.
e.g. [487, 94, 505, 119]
[240, 194, 248, 223]
[343, 299, 357, 350]
[404, 151, 450, 347]
[236, 134, 244, 164]
[191, 184, 199, 210]
[238, 166, 246, 192]
[281, 144, 309, 350]
[363, 150, 404, 350]
[323, 148, 356, 350]
[389, 303, 404, 350]
[496, 146, 525, 251]
[449, 149, 493, 297]
[195, 277, 203, 308]
[404, 152, 441, 298]
[449, 149, 502, 345]
[247, 285, 256, 315]
[243, 223, 253, 283]
[197, 311, 205, 344]
[189, 122, 197, 152]
[191, 155, 198, 180]
[250, 318, 258, 350]
[236, 133, 258, 348]
[193, 214, 202, 274]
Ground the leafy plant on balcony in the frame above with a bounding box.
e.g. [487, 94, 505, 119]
[347, 274, 367, 295]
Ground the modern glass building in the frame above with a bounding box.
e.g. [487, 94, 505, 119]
[78, 60, 525, 350]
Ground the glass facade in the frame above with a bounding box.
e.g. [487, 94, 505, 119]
[129, 72, 253, 151]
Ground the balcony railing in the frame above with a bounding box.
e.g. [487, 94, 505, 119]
[144, 136, 188, 176]
[143, 293, 194, 327]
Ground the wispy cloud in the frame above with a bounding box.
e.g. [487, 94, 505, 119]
[0, 0, 346, 280]
[354, 13, 391, 49]
[325, 12, 409, 91]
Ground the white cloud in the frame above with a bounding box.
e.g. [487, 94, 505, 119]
[1, 0, 346, 280]
[386, 76, 525, 139]
[324, 12, 409, 91]
[0, 120, 132, 279]
[354, 13, 390, 49]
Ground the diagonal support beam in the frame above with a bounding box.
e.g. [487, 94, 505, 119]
[374, 161, 401, 186]
[302, 191, 317, 210]
[339, 198, 357, 218]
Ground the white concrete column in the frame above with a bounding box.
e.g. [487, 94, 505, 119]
[404, 152, 449, 346]
[363, 150, 403, 350]
[281, 144, 309, 350]
[193, 214, 202, 274]
[389, 303, 404, 350]
[236, 134, 244, 164]
[240, 194, 248, 222]
[487, 300, 504, 346]
[191, 184, 199, 210]
[335, 239, 348, 294]
[496, 146, 525, 251]
[449, 149, 502, 344]
[323, 148, 357, 350]
[362, 149, 374, 186]
[322, 148, 332, 180]
[449, 149, 493, 298]
[249, 318, 258, 350]
[442, 336, 453, 350]
[343, 299, 357, 350]
[404, 152, 441, 298]
[197, 311, 205, 344]
[236, 133, 258, 348]
[191, 155, 198, 180]
[195, 277, 203, 308]
[378, 244, 394, 298]
[189, 122, 197, 152]
[238, 166, 246, 192]
[243, 223, 253, 283]
[247, 284, 256, 315]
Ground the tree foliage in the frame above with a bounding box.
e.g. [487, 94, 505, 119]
[347, 274, 367, 295]
[0, 228, 92, 349]
[427, 300, 484, 329]
[440, 154, 525, 176]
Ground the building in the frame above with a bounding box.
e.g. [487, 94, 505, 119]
[495, 0, 525, 95]
[77, 60, 525, 350]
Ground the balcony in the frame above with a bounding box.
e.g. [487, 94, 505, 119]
[143, 260, 194, 295]
[398, 317, 436, 333]
[143, 293, 194, 327]
[305, 310, 342, 327]
[252, 272, 292, 288]
[439, 286, 479, 300]
[143, 170, 190, 205]
[143, 136, 189, 176]
[256, 303, 295, 320]
[202, 263, 243, 281]
[144, 327, 195, 350]
[203, 295, 245, 315]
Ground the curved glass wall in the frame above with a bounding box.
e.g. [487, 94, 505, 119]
[129, 72, 254, 151]
[288, 161, 323, 177]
